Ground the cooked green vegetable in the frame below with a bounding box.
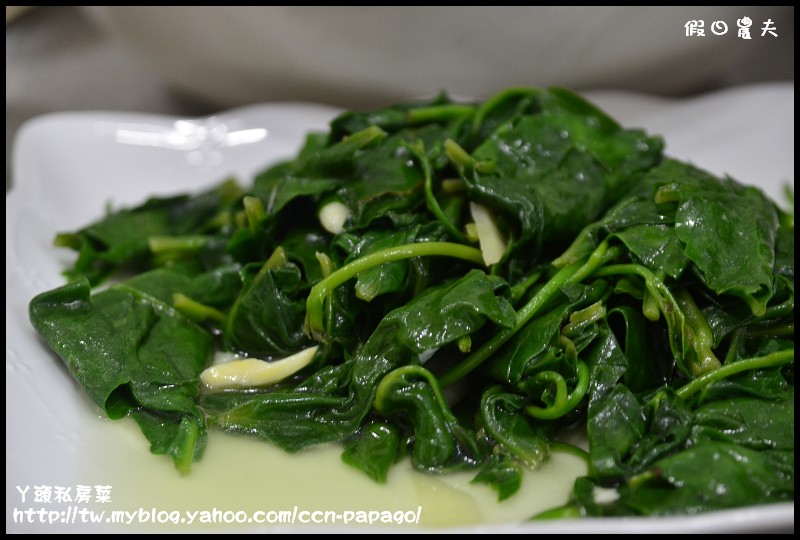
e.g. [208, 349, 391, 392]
[29, 87, 793, 518]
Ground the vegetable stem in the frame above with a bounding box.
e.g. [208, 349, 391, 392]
[408, 141, 468, 242]
[676, 349, 794, 400]
[594, 263, 690, 375]
[470, 87, 538, 140]
[439, 263, 579, 386]
[641, 269, 665, 321]
[407, 104, 475, 125]
[549, 441, 590, 464]
[675, 289, 722, 375]
[305, 242, 484, 340]
[526, 361, 589, 420]
[531, 504, 585, 520]
[314, 251, 336, 278]
[440, 241, 616, 386]
[444, 139, 474, 171]
[172, 293, 226, 324]
[374, 365, 454, 421]
[509, 270, 543, 304]
[148, 235, 209, 254]
[561, 301, 606, 337]
[264, 246, 287, 270]
[242, 196, 265, 230]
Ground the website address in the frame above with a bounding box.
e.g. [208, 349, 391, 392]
[12, 506, 423, 526]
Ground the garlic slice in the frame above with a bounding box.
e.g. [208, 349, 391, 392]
[201, 345, 318, 392]
[469, 202, 507, 265]
[318, 201, 351, 235]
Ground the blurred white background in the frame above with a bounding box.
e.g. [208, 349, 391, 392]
[6, 6, 794, 190]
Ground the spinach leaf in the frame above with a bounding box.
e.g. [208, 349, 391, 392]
[467, 109, 662, 252]
[616, 443, 794, 515]
[479, 386, 549, 470]
[471, 453, 524, 502]
[29, 277, 212, 472]
[224, 258, 311, 359]
[654, 160, 780, 315]
[341, 422, 400, 483]
[691, 387, 794, 451]
[55, 180, 241, 284]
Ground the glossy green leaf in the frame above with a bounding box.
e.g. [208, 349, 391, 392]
[29, 277, 212, 471]
[341, 422, 400, 483]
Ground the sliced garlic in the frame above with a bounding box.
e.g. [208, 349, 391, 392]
[318, 201, 351, 235]
[201, 345, 318, 392]
[469, 202, 507, 265]
[418, 348, 439, 364]
[592, 486, 620, 504]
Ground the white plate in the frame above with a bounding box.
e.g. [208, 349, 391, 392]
[6, 84, 794, 533]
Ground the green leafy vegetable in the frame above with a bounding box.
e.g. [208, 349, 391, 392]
[29, 274, 212, 472]
[29, 87, 793, 518]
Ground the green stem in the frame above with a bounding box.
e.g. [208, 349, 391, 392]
[305, 242, 484, 341]
[173, 418, 200, 475]
[444, 139, 474, 172]
[148, 235, 209, 254]
[569, 241, 619, 284]
[745, 323, 794, 338]
[594, 263, 689, 375]
[675, 289, 721, 375]
[642, 269, 665, 321]
[408, 142, 468, 242]
[593, 264, 676, 309]
[439, 241, 617, 386]
[334, 125, 387, 152]
[264, 246, 287, 270]
[314, 251, 336, 278]
[474, 160, 496, 174]
[439, 263, 579, 386]
[676, 349, 794, 400]
[526, 371, 568, 419]
[561, 301, 606, 337]
[470, 87, 539, 139]
[242, 196, 265, 230]
[526, 361, 589, 420]
[549, 441, 590, 464]
[374, 365, 457, 424]
[531, 504, 584, 520]
[509, 270, 543, 304]
[407, 104, 475, 125]
[442, 178, 467, 195]
[172, 293, 226, 324]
